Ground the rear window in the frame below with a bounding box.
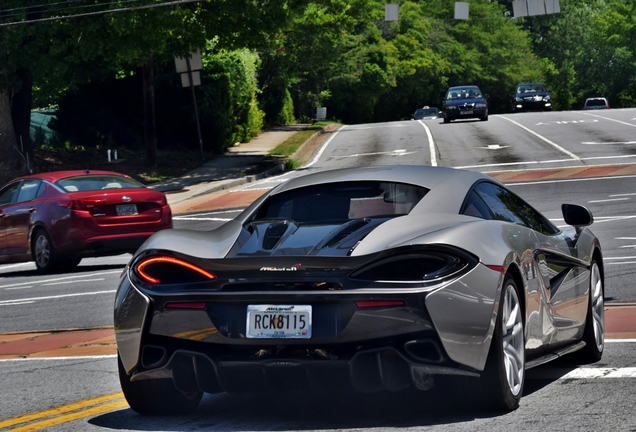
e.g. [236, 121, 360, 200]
[256, 181, 429, 224]
[56, 175, 145, 192]
[586, 99, 607, 107]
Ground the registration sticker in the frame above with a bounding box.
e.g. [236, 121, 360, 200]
[116, 204, 138, 216]
[246, 305, 312, 339]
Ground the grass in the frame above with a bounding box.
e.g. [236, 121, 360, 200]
[268, 121, 335, 158]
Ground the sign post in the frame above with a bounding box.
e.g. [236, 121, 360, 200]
[175, 50, 204, 158]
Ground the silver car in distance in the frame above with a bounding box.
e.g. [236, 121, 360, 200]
[114, 165, 604, 414]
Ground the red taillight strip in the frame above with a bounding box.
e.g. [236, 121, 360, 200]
[486, 265, 506, 274]
[355, 300, 406, 308]
[165, 302, 208, 309]
[136, 256, 216, 284]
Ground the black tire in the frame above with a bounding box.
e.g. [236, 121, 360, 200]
[118, 354, 202, 415]
[480, 115, 489, 121]
[60, 257, 82, 270]
[443, 116, 450, 124]
[478, 275, 525, 411]
[32, 229, 57, 273]
[574, 259, 605, 363]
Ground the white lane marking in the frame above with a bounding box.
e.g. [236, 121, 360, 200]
[304, 125, 346, 168]
[611, 193, 636, 197]
[479, 144, 509, 150]
[338, 149, 418, 159]
[530, 367, 636, 380]
[1, 270, 122, 290]
[0, 262, 33, 271]
[604, 256, 636, 260]
[418, 121, 438, 166]
[619, 246, 636, 249]
[43, 278, 105, 286]
[582, 141, 636, 145]
[616, 237, 636, 240]
[498, 115, 581, 160]
[0, 290, 116, 305]
[588, 198, 630, 203]
[581, 112, 636, 128]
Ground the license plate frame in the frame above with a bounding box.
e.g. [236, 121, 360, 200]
[116, 204, 138, 216]
[246, 304, 312, 339]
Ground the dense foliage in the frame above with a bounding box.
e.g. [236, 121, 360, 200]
[0, 0, 635, 174]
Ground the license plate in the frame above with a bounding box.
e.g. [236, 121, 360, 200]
[246, 305, 312, 339]
[116, 204, 138, 216]
[461, 110, 473, 115]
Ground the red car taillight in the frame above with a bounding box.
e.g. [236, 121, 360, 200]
[135, 256, 216, 284]
[57, 199, 105, 210]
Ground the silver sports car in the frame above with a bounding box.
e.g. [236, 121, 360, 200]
[114, 165, 604, 414]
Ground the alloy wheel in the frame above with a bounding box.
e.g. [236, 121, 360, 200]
[35, 233, 51, 269]
[590, 263, 605, 353]
[502, 283, 524, 396]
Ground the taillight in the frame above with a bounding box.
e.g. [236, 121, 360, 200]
[134, 256, 216, 284]
[57, 199, 105, 210]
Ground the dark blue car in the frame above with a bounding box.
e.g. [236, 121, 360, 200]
[442, 85, 488, 123]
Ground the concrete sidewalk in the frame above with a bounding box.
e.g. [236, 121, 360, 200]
[150, 124, 309, 214]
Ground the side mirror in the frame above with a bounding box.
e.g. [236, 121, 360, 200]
[562, 203, 593, 228]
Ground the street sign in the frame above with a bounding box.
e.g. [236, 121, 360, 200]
[174, 49, 202, 73]
[180, 71, 201, 87]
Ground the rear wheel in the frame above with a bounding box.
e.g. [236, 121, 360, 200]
[118, 354, 202, 415]
[479, 275, 525, 411]
[574, 260, 604, 363]
[32, 229, 57, 273]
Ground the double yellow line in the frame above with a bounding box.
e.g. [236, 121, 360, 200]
[0, 392, 128, 431]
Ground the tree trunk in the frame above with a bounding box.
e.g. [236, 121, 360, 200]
[11, 66, 33, 172]
[0, 87, 19, 181]
[141, 57, 157, 168]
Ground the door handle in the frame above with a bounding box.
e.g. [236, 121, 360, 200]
[29, 207, 36, 213]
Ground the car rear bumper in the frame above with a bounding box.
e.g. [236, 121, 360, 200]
[128, 344, 478, 395]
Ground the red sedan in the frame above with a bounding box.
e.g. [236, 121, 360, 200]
[0, 170, 172, 273]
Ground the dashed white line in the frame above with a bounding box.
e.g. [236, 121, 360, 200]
[588, 198, 630, 203]
[0, 290, 116, 305]
[1, 271, 122, 290]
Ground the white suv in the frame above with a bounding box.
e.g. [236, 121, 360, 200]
[583, 97, 610, 110]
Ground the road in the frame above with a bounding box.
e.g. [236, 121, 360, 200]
[2, 108, 636, 430]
